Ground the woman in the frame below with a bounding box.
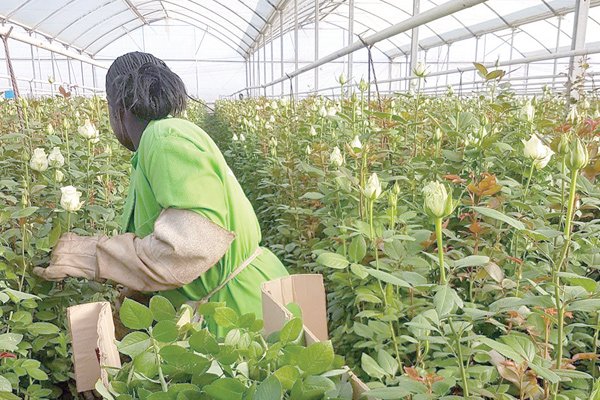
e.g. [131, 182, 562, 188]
[34, 52, 288, 334]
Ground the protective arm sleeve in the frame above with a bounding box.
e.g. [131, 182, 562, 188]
[96, 208, 235, 292]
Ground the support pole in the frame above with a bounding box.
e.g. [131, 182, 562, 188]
[0, 28, 24, 126]
[280, 9, 284, 96]
[257, 38, 261, 91]
[473, 36, 479, 84]
[347, 0, 354, 82]
[30, 43, 36, 95]
[92, 64, 97, 95]
[567, 0, 589, 99]
[314, 0, 319, 92]
[553, 16, 563, 89]
[270, 25, 274, 96]
[294, 0, 299, 98]
[388, 58, 393, 93]
[409, 0, 420, 79]
[263, 34, 267, 96]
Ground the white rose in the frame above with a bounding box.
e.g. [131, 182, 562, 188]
[240, 133, 246, 142]
[365, 173, 382, 200]
[319, 106, 327, 118]
[310, 126, 317, 136]
[60, 185, 83, 212]
[306, 145, 312, 155]
[48, 147, 65, 168]
[78, 119, 99, 140]
[522, 135, 554, 170]
[423, 181, 453, 219]
[413, 62, 427, 77]
[54, 170, 64, 183]
[232, 133, 239, 141]
[350, 135, 362, 150]
[327, 107, 337, 117]
[329, 146, 344, 167]
[522, 100, 535, 122]
[30, 148, 48, 172]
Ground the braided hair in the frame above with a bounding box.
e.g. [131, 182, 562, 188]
[105, 51, 187, 120]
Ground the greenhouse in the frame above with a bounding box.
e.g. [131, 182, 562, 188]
[1, 0, 600, 399]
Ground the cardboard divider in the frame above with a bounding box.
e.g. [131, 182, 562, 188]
[67, 301, 121, 392]
[261, 274, 370, 399]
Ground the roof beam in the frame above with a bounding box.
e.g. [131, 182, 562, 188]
[123, 0, 148, 25]
[0, 24, 106, 68]
[387, 0, 600, 59]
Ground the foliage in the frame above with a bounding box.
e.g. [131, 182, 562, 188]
[98, 296, 353, 399]
[212, 83, 600, 399]
[0, 96, 207, 398]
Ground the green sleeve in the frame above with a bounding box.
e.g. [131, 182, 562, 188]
[143, 135, 228, 228]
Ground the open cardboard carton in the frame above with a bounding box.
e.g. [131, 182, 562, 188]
[67, 302, 121, 392]
[262, 274, 370, 399]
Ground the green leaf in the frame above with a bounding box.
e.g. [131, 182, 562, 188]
[152, 320, 179, 343]
[0, 376, 12, 392]
[255, 375, 282, 400]
[0, 393, 21, 400]
[95, 380, 116, 400]
[350, 263, 369, 279]
[149, 296, 176, 322]
[300, 192, 324, 200]
[364, 387, 411, 399]
[28, 322, 60, 335]
[213, 307, 239, 329]
[298, 341, 335, 375]
[279, 318, 303, 345]
[501, 335, 536, 362]
[119, 299, 153, 330]
[348, 236, 367, 263]
[11, 207, 38, 219]
[479, 337, 525, 363]
[486, 69, 505, 81]
[364, 268, 410, 288]
[473, 62, 488, 78]
[433, 285, 463, 318]
[558, 272, 597, 293]
[377, 349, 399, 377]
[361, 353, 385, 379]
[473, 206, 525, 230]
[316, 252, 349, 270]
[0, 333, 23, 351]
[27, 368, 48, 381]
[189, 329, 219, 354]
[274, 365, 300, 390]
[118, 332, 150, 358]
[567, 299, 600, 312]
[203, 378, 246, 400]
[453, 255, 490, 269]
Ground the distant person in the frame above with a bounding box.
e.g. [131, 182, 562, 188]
[34, 51, 288, 335]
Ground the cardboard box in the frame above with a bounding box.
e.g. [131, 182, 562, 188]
[67, 302, 121, 392]
[261, 274, 370, 399]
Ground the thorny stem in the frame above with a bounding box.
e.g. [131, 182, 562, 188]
[523, 161, 535, 199]
[151, 338, 168, 392]
[435, 218, 447, 285]
[449, 318, 469, 398]
[592, 313, 600, 380]
[551, 168, 580, 398]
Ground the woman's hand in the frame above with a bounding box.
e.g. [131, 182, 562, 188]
[33, 233, 105, 281]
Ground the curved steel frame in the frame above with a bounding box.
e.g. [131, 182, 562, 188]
[87, 14, 247, 57]
[71, 1, 254, 53]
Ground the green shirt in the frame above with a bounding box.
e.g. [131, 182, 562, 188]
[120, 118, 288, 334]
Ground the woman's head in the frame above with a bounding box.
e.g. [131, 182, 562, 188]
[105, 51, 187, 150]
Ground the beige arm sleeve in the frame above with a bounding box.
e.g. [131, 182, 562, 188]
[96, 208, 235, 292]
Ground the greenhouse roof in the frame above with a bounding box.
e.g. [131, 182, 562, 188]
[0, 0, 597, 61]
